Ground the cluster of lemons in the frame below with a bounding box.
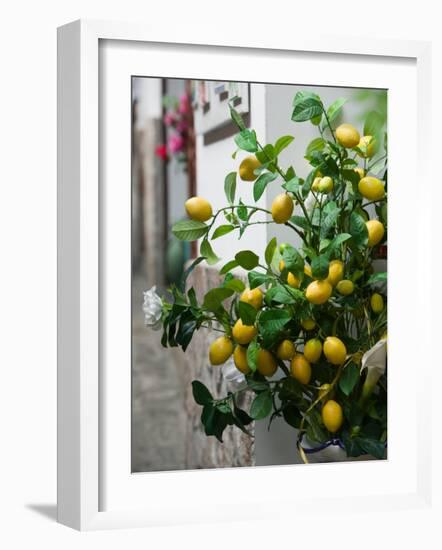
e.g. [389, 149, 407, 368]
[183, 120, 386, 435]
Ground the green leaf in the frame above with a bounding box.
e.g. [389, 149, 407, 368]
[223, 278, 245, 293]
[212, 224, 235, 240]
[255, 144, 276, 164]
[250, 391, 272, 420]
[274, 135, 295, 156]
[282, 405, 302, 429]
[326, 97, 347, 124]
[248, 271, 269, 289]
[200, 239, 220, 265]
[282, 177, 302, 194]
[234, 129, 258, 152]
[192, 380, 213, 406]
[320, 207, 341, 238]
[238, 301, 258, 325]
[292, 92, 323, 122]
[202, 287, 234, 311]
[311, 255, 329, 279]
[339, 362, 360, 396]
[236, 201, 248, 221]
[265, 285, 303, 305]
[326, 233, 352, 256]
[265, 237, 277, 266]
[364, 111, 383, 140]
[224, 172, 237, 204]
[366, 272, 387, 285]
[356, 436, 386, 459]
[290, 215, 310, 231]
[282, 245, 304, 274]
[220, 259, 238, 275]
[349, 211, 369, 248]
[172, 220, 209, 241]
[253, 171, 277, 202]
[229, 102, 246, 131]
[305, 137, 325, 159]
[258, 309, 291, 346]
[180, 256, 205, 291]
[235, 250, 260, 270]
[246, 339, 260, 372]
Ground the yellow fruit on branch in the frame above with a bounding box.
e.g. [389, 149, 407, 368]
[304, 264, 313, 278]
[232, 318, 257, 345]
[336, 279, 354, 296]
[366, 219, 385, 247]
[209, 336, 234, 365]
[354, 167, 365, 180]
[358, 176, 385, 201]
[233, 345, 251, 374]
[336, 123, 360, 148]
[290, 354, 312, 385]
[322, 399, 344, 432]
[303, 338, 322, 363]
[323, 336, 347, 365]
[312, 176, 322, 192]
[318, 383, 332, 401]
[257, 349, 278, 377]
[287, 272, 301, 288]
[271, 193, 294, 224]
[240, 287, 263, 310]
[239, 155, 261, 181]
[318, 176, 334, 193]
[301, 318, 316, 331]
[276, 339, 296, 360]
[370, 293, 384, 314]
[357, 135, 376, 158]
[327, 259, 344, 287]
[305, 280, 332, 305]
[185, 196, 213, 222]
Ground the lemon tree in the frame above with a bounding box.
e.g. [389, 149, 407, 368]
[156, 90, 387, 460]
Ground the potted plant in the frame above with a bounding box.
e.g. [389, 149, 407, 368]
[144, 90, 387, 463]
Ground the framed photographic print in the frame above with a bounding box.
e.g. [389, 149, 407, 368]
[57, 19, 432, 531]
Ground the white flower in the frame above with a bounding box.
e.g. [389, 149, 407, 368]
[143, 286, 163, 330]
[360, 337, 387, 400]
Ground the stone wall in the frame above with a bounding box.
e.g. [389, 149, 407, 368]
[182, 264, 255, 469]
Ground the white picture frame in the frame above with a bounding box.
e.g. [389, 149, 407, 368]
[57, 19, 432, 531]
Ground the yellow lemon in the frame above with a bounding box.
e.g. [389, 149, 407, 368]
[271, 193, 294, 224]
[257, 349, 278, 377]
[336, 123, 360, 148]
[358, 176, 385, 201]
[290, 354, 312, 385]
[336, 279, 354, 296]
[327, 259, 344, 287]
[318, 176, 334, 193]
[305, 280, 332, 305]
[323, 336, 347, 365]
[233, 345, 250, 374]
[287, 272, 301, 288]
[312, 176, 322, 192]
[276, 339, 296, 360]
[232, 319, 257, 345]
[304, 338, 322, 363]
[354, 167, 365, 180]
[322, 400, 344, 432]
[371, 293, 384, 314]
[301, 318, 316, 331]
[209, 336, 233, 365]
[239, 155, 261, 181]
[366, 219, 385, 247]
[318, 383, 332, 401]
[185, 197, 213, 222]
[240, 287, 263, 310]
[357, 135, 376, 158]
[304, 264, 313, 278]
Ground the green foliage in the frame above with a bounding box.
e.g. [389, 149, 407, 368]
[157, 88, 388, 461]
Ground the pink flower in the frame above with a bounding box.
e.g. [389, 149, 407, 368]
[163, 112, 176, 126]
[176, 119, 188, 133]
[168, 133, 185, 153]
[155, 144, 168, 161]
[178, 94, 190, 114]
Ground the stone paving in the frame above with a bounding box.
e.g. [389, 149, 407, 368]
[131, 271, 187, 472]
